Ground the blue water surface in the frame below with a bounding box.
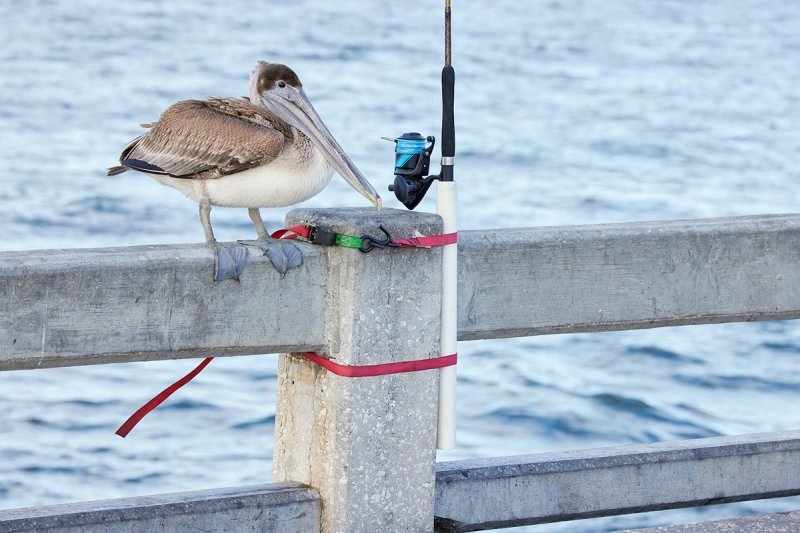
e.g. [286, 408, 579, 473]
[2, 1, 800, 531]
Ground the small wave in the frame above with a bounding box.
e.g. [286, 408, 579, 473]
[232, 415, 275, 430]
[23, 418, 110, 431]
[22, 466, 79, 474]
[247, 373, 278, 382]
[592, 393, 654, 414]
[675, 403, 719, 421]
[625, 345, 703, 364]
[673, 374, 799, 392]
[62, 399, 120, 408]
[589, 140, 673, 160]
[673, 428, 724, 440]
[518, 377, 541, 388]
[81, 447, 113, 454]
[488, 408, 594, 439]
[64, 195, 131, 216]
[158, 400, 219, 411]
[124, 472, 166, 484]
[590, 393, 684, 426]
[590, 394, 717, 436]
[0, 449, 35, 460]
[762, 342, 800, 353]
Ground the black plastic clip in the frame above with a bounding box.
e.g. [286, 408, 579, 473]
[360, 225, 401, 253]
[307, 225, 337, 246]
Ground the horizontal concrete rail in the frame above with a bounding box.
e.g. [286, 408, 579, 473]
[0, 482, 320, 532]
[458, 214, 800, 340]
[3, 213, 800, 369]
[434, 430, 800, 532]
[0, 243, 327, 370]
[616, 510, 800, 533]
[8, 431, 798, 532]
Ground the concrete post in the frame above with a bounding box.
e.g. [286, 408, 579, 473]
[272, 207, 444, 532]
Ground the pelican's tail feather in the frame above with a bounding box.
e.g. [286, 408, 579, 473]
[107, 165, 129, 176]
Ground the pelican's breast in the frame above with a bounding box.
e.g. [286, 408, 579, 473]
[149, 137, 334, 208]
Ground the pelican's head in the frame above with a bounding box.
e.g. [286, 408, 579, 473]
[250, 61, 382, 210]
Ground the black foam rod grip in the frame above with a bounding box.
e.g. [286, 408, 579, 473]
[441, 65, 456, 163]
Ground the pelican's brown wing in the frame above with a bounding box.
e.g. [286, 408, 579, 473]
[116, 98, 292, 178]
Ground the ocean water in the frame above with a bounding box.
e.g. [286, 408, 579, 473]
[2, 0, 800, 531]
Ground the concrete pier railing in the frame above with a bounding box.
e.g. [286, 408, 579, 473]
[2, 208, 800, 532]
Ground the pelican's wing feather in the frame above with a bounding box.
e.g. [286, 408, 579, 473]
[121, 98, 291, 178]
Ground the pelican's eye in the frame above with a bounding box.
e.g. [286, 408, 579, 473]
[277, 80, 286, 88]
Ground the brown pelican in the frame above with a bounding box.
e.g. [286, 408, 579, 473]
[108, 61, 381, 279]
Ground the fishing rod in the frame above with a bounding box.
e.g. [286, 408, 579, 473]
[385, 0, 457, 450]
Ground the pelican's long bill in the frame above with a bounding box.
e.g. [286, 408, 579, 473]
[262, 86, 382, 210]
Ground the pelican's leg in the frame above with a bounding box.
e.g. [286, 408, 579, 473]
[248, 208, 270, 241]
[239, 207, 303, 276]
[200, 198, 248, 282]
[200, 198, 216, 244]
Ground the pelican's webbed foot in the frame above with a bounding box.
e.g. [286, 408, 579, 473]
[242, 207, 303, 276]
[210, 241, 249, 282]
[239, 238, 303, 277]
[199, 199, 248, 282]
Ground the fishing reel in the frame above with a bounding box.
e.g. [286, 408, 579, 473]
[384, 132, 437, 210]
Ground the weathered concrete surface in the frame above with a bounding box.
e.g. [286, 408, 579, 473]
[434, 430, 800, 532]
[0, 243, 326, 370]
[458, 214, 800, 340]
[0, 483, 320, 532]
[273, 208, 443, 533]
[615, 510, 800, 532]
[4, 214, 800, 370]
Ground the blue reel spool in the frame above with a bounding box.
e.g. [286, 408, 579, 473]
[395, 133, 428, 170]
[387, 132, 436, 210]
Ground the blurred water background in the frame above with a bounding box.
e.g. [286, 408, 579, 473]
[2, 0, 800, 531]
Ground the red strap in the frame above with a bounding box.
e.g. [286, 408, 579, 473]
[115, 357, 214, 438]
[270, 225, 310, 240]
[117, 351, 456, 435]
[273, 224, 457, 248]
[392, 232, 458, 247]
[300, 351, 456, 377]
